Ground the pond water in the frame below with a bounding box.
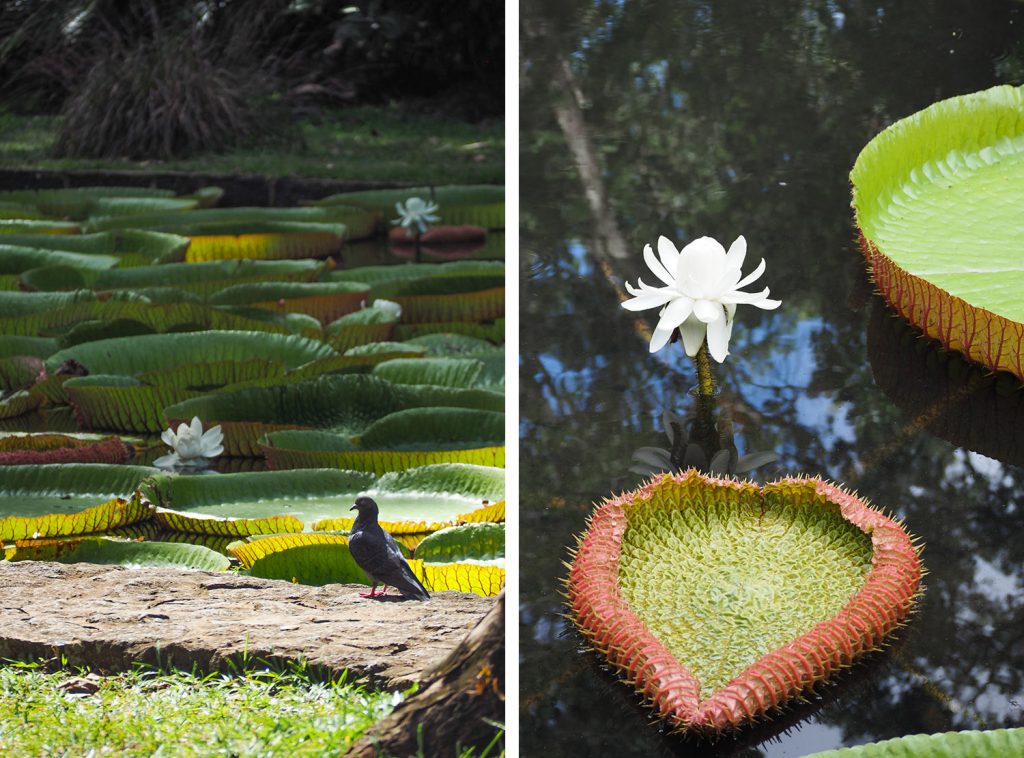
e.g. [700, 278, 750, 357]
[520, 2, 1024, 755]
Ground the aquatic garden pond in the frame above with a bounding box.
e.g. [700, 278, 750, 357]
[0, 182, 506, 595]
[520, 2, 1024, 755]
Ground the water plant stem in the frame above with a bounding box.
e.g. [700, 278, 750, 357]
[694, 341, 716, 399]
[691, 340, 720, 458]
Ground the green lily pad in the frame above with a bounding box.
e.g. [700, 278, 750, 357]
[45, 330, 335, 377]
[263, 407, 506, 474]
[852, 83, 1024, 380]
[141, 469, 373, 530]
[314, 185, 505, 230]
[0, 230, 190, 267]
[414, 523, 504, 562]
[803, 728, 1024, 757]
[0, 463, 156, 518]
[142, 464, 497, 530]
[164, 374, 503, 456]
[8, 536, 230, 571]
[568, 471, 922, 734]
[371, 357, 485, 388]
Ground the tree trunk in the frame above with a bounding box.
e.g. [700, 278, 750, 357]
[345, 591, 505, 757]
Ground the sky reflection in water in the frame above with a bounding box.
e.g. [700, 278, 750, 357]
[520, 1, 1024, 755]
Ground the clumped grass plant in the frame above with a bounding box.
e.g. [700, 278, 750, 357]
[0, 658, 399, 756]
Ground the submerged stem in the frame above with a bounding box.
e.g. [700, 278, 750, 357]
[690, 339, 721, 461]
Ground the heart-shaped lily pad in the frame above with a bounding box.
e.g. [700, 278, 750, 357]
[568, 471, 921, 734]
[852, 83, 1024, 380]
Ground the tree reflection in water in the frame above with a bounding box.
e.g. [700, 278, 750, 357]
[520, 1, 1024, 755]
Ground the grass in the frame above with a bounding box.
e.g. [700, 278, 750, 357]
[0, 105, 503, 185]
[0, 658, 400, 757]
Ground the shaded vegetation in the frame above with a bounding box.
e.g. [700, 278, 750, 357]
[0, 106, 503, 185]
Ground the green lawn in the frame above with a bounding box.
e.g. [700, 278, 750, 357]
[0, 659, 400, 757]
[0, 106, 503, 185]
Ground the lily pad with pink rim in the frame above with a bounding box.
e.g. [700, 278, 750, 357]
[568, 470, 922, 734]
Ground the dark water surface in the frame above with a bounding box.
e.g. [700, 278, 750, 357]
[519, 2, 1024, 755]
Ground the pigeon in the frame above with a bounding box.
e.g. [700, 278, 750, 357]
[348, 496, 430, 601]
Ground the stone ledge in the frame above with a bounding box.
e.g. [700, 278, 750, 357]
[0, 561, 493, 689]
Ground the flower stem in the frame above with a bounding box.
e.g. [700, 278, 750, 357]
[690, 339, 721, 463]
[694, 341, 716, 399]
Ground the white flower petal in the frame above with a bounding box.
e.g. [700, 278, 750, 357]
[153, 453, 179, 470]
[749, 296, 782, 310]
[176, 422, 190, 438]
[649, 322, 676, 353]
[656, 296, 695, 330]
[719, 287, 775, 305]
[706, 314, 731, 362]
[621, 288, 676, 311]
[678, 316, 707, 357]
[692, 299, 723, 323]
[656, 236, 680, 276]
[724, 235, 747, 272]
[677, 236, 726, 288]
[189, 416, 203, 438]
[733, 257, 766, 290]
[161, 429, 176, 447]
[643, 243, 675, 287]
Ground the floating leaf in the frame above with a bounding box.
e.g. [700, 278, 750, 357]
[0, 390, 41, 419]
[568, 471, 922, 734]
[0, 230, 190, 267]
[0, 492, 152, 541]
[315, 185, 505, 230]
[45, 330, 335, 377]
[154, 508, 304, 537]
[230, 533, 369, 585]
[803, 728, 1024, 757]
[208, 281, 369, 324]
[853, 83, 1024, 380]
[376, 463, 505, 502]
[413, 561, 505, 597]
[371, 357, 485, 388]
[141, 469, 375, 527]
[0, 434, 131, 465]
[457, 499, 505, 523]
[8, 536, 230, 570]
[392, 319, 504, 344]
[414, 523, 504, 562]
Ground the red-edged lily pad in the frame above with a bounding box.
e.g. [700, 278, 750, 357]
[568, 470, 921, 734]
[388, 225, 487, 246]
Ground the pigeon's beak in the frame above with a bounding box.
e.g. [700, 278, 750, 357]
[350, 504, 358, 511]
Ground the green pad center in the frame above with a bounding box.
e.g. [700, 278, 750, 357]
[618, 493, 873, 700]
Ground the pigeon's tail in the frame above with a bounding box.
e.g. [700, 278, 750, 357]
[394, 566, 431, 601]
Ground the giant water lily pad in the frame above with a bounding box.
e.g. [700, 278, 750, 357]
[0, 464, 157, 540]
[804, 727, 1024, 757]
[7, 536, 230, 570]
[568, 471, 921, 734]
[143, 464, 499, 532]
[852, 83, 1024, 380]
[229, 533, 503, 596]
[164, 374, 503, 456]
[141, 469, 373, 531]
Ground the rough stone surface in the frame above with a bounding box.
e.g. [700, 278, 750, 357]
[0, 561, 493, 689]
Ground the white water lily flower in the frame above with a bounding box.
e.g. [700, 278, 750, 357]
[622, 235, 781, 361]
[393, 196, 440, 234]
[154, 416, 224, 469]
[370, 298, 402, 319]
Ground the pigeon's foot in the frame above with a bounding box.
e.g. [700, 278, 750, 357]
[359, 587, 383, 598]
